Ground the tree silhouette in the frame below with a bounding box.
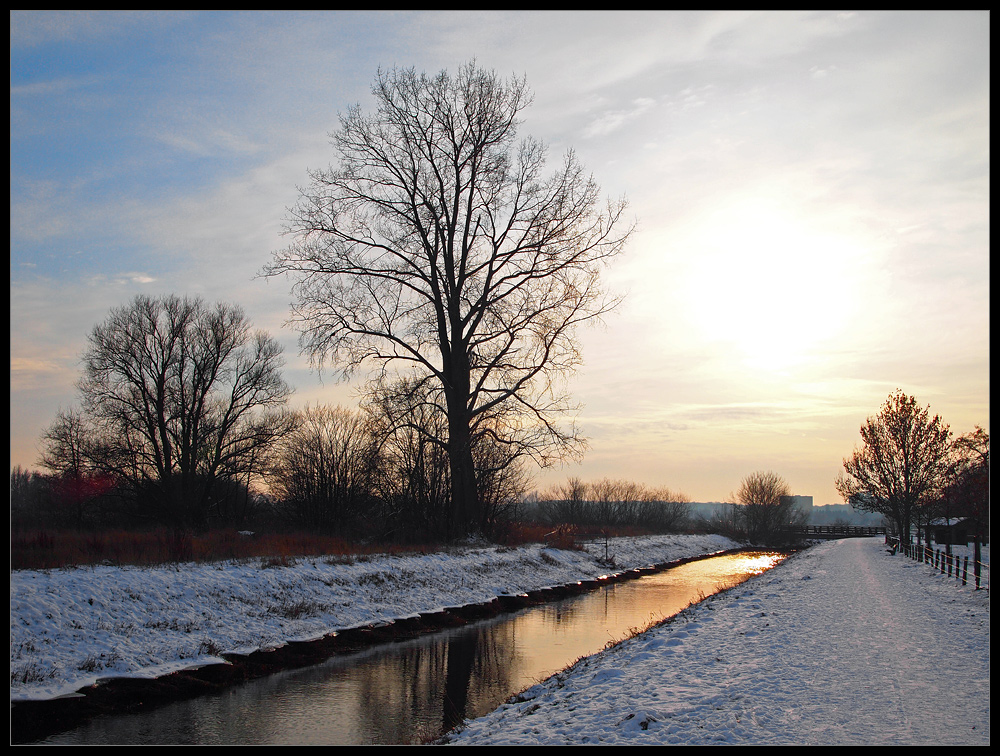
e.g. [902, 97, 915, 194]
[269, 404, 379, 534]
[836, 390, 952, 543]
[76, 294, 293, 528]
[730, 470, 805, 546]
[940, 426, 989, 578]
[267, 62, 631, 537]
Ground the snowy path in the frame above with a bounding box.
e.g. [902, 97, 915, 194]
[445, 538, 990, 745]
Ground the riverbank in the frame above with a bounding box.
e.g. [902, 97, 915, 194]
[11, 535, 989, 745]
[10, 534, 737, 707]
[443, 538, 990, 745]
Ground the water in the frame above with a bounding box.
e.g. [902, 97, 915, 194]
[38, 551, 785, 744]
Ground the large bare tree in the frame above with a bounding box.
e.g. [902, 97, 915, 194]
[267, 62, 631, 537]
[835, 390, 952, 543]
[77, 294, 293, 528]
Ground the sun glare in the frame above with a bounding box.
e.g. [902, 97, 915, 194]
[684, 202, 861, 372]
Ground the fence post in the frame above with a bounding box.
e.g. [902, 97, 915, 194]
[961, 557, 968, 586]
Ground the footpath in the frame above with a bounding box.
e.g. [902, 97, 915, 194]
[445, 538, 990, 745]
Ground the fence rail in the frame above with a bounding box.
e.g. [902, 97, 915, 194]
[792, 525, 887, 539]
[886, 536, 989, 590]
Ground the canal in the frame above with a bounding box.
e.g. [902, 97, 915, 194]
[37, 550, 786, 744]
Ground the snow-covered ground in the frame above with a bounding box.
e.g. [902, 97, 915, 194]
[10, 535, 989, 745]
[446, 538, 990, 746]
[10, 533, 736, 703]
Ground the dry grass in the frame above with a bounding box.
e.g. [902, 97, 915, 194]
[10, 520, 643, 571]
[9, 529, 440, 571]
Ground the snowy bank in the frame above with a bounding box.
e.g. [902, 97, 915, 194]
[10, 533, 738, 703]
[444, 538, 990, 746]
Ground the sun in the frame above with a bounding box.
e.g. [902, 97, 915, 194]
[683, 200, 862, 372]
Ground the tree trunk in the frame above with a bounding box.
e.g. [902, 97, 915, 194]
[443, 342, 481, 539]
[446, 398, 480, 539]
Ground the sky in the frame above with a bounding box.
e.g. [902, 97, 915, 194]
[10, 11, 990, 505]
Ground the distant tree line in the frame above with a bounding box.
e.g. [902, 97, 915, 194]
[18, 400, 530, 542]
[533, 477, 692, 533]
[265, 400, 529, 541]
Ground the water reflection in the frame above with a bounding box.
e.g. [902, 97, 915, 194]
[40, 551, 785, 745]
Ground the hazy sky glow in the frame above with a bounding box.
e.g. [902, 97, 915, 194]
[10, 11, 989, 504]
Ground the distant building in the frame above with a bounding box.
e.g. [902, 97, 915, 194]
[809, 503, 886, 527]
[780, 495, 813, 517]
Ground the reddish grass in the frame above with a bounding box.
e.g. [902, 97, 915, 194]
[9, 529, 443, 571]
[10, 522, 649, 571]
[495, 521, 582, 550]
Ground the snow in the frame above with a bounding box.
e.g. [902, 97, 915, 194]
[10, 535, 989, 745]
[445, 538, 990, 746]
[10, 533, 735, 702]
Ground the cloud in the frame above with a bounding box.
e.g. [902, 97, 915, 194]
[9, 356, 70, 392]
[809, 65, 837, 79]
[9, 11, 990, 503]
[153, 128, 264, 158]
[582, 97, 657, 139]
[10, 76, 98, 98]
[10, 10, 191, 49]
[123, 272, 158, 285]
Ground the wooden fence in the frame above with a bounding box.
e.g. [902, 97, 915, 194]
[886, 536, 989, 590]
[793, 525, 887, 539]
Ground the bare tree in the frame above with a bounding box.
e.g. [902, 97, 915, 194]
[835, 390, 952, 543]
[475, 431, 532, 529]
[365, 375, 455, 539]
[77, 294, 294, 528]
[590, 478, 643, 529]
[729, 470, 804, 546]
[638, 485, 691, 532]
[37, 408, 111, 527]
[538, 477, 589, 526]
[269, 404, 379, 534]
[266, 62, 631, 537]
[365, 376, 529, 539]
[38, 408, 91, 481]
